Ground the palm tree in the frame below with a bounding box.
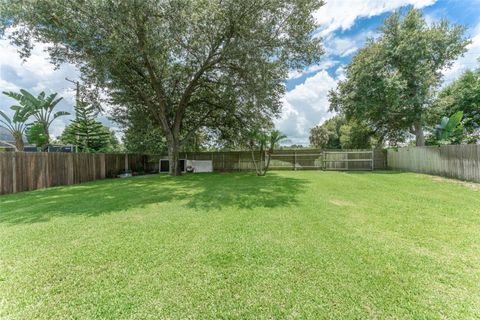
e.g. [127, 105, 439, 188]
[3, 89, 69, 148]
[248, 129, 286, 176]
[0, 107, 30, 151]
[263, 130, 287, 175]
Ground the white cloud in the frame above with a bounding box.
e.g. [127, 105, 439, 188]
[314, 0, 437, 36]
[0, 36, 79, 138]
[276, 71, 337, 145]
[0, 35, 119, 140]
[288, 59, 340, 79]
[323, 30, 378, 58]
[327, 37, 359, 57]
[335, 65, 346, 81]
[443, 22, 480, 84]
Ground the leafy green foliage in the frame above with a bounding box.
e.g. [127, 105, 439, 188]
[338, 120, 376, 149]
[123, 124, 167, 155]
[59, 95, 112, 152]
[2, 0, 324, 175]
[428, 67, 480, 143]
[60, 123, 119, 153]
[0, 96, 30, 151]
[3, 89, 69, 148]
[320, 115, 346, 149]
[26, 122, 48, 147]
[309, 115, 376, 149]
[248, 129, 286, 176]
[329, 8, 470, 146]
[309, 125, 329, 148]
[431, 111, 465, 144]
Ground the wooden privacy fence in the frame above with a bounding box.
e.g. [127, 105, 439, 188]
[387, 145, 480, 183]
[0, 149, 387, 195]
[146, 149, 387, 172]
[0, 153, 145, 195]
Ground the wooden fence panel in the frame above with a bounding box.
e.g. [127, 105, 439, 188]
[387, 145, 480, 182]
[0, 153, 14, 194]
[48, 152, 69, 188]
[0, 149, 388, 195]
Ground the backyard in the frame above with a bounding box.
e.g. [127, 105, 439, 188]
[1, 171, 479, 319]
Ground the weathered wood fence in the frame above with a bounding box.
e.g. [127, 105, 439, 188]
[146, 149, 387, 172]
[387, 145, 480, 183]
[0, 149, 387, 195]
[0, 153, 146, 195]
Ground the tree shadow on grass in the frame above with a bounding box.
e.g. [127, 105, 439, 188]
[0, 172, 307, 224]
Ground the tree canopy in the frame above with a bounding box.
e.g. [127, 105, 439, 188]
[26, 122, 49, 148]
[309, 125, 329, 148]
[329, 8, 470, 146]
[308, 115, 377, 149]
[427, 65, 480, 143]
[3, 89, 69, 149]
[2, 0, 324, 174]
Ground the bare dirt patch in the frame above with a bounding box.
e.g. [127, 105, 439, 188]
[430, 176, 480, 191]
[329, 199, 354, 206]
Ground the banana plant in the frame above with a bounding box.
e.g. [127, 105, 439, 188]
[435, 111, 464, 144]
[3, 89, 69, 148]
[248, 129, 286, 176]
[0, 107, 30, 151]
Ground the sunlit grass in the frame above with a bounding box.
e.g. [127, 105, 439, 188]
[1, 171, 479, 319]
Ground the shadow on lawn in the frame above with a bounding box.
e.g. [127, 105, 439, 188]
[0, 172, 307, 224]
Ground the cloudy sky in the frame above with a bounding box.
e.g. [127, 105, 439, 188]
[1, 0, 480, 144]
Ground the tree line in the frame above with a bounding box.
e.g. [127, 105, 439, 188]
[1, 3, 478, 176]
[310, 9, 478, 149]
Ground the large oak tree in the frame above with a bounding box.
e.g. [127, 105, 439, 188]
[1, 0, 324, 174]
[329, 8, 469, 146]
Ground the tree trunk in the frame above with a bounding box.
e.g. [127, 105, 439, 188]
[414, 120, 425, 146]
[261, 152, 272, 176]
[250, 149, 260, 175]
[44, 125, 50, 145]
[39, 124, 50, 151]
[14, 134, 24, 151]
[167, 136, 181, 176]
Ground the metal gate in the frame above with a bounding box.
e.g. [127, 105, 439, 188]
[323, 150, 374, 171]
[267, 150, 375, 171]
[267, 151, 324, 170]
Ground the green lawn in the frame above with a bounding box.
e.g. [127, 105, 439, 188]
[1, 171, 479, 319]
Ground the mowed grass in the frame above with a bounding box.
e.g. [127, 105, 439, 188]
[1, 171, 479, 319]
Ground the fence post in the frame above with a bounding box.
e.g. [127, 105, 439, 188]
[68, 153, 74, 184]
[92, 154, 96, 180]
[371, 149, 375, 171]
[45, 152, 50, 188]
[294, 151, 297, 171]
[143, 155, 147, 174]
[12, 152, 16, 193]
[238, 152, 241, 171]
[323, 150, 326, 170]
[125, 154, 128, 173]
[100, 154, 106, 179]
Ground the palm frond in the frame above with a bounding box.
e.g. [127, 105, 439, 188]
[0, 110, 12, 125]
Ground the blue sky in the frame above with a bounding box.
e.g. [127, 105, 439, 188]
[1, 0, 480, 144]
